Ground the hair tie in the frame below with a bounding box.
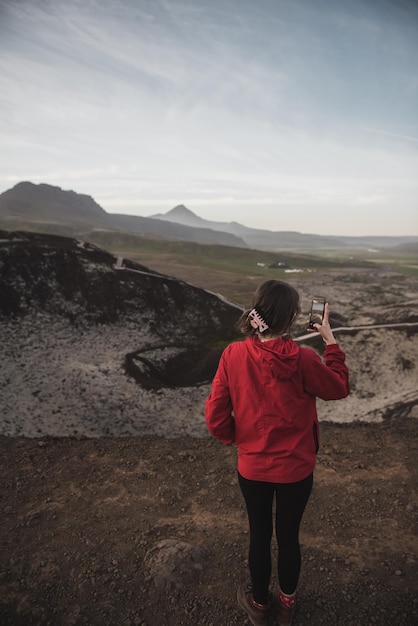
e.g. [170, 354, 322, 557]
[248, 308, 269, 333]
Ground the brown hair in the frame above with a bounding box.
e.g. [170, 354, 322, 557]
[238, 280, 300, 337]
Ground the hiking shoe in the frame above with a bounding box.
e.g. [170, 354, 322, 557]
[237, 581, 269, 626]
[275, 589, 296, 626]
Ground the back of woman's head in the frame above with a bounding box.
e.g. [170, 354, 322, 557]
[238, 280, 300, 337]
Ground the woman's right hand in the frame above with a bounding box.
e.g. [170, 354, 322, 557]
[309, 302, 337, 345]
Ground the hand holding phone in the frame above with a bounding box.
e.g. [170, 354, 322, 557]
[308, 297, 326, 330]
[307, 300, 337, 344]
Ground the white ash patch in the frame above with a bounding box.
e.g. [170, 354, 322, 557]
[317, 328, 418, 424]
[1, 315, 417, 438]
[0, 314, 209, 438]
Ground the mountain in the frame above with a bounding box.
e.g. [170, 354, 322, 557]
[0, 183, 247, 248]
[152, 204, 344, 249]
[0, 181, 109, 225]
[153, 205, 418, 251]
[2, 182, 417, 252]
[152, 204, 208, 228]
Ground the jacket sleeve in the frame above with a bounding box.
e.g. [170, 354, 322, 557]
[302, 343, 350, 400]
[205, 350, 235, 445]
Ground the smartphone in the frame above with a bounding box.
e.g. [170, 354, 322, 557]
[308, 297, 326, 329]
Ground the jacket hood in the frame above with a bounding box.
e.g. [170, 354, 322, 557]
[246, 335, 300, 380]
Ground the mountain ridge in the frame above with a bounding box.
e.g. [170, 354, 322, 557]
[152, 204, 304, 237]
[152, 204, 418, 250]
[0, 182, 247, 248]
[1, 181, 417, 251]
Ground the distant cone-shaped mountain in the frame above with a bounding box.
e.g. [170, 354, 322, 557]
[152, 204, 207, 228]
[0, 181, 416, 251]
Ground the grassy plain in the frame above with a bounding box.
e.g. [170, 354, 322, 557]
[84, 230, 417, 306]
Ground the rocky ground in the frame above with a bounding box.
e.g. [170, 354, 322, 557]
[1, 234, 417, 624]
[0, 315, 417, 439]
[1, 419, 417, 626]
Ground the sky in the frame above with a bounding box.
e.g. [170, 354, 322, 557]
[0, 0, 417, 236]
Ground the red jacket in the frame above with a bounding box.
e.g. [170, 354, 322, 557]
[205, 336, 350, 483]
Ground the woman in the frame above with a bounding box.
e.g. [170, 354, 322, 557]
[205, 280, 350, 626]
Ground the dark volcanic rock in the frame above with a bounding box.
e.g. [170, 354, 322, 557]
[125, 345, 224, 389]
[0, 230, 241, 341]
[0, 230, 242, 398]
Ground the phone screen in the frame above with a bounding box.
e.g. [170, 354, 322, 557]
[309, 299, 325, 328]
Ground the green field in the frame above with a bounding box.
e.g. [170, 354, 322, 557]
[2, 222, 416, 304]
[82, 230, 415, 306]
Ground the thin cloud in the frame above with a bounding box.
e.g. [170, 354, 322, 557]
[0, 0, 417, 236]
[361, 127, 418, 144]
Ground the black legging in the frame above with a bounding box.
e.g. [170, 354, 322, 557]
[238, 471, 313, 605]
